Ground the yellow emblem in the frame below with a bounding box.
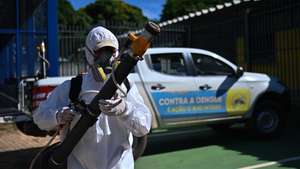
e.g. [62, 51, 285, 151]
[226, 88, 251, 115]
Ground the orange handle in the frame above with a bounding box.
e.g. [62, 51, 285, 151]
[128, 32, 151, 57]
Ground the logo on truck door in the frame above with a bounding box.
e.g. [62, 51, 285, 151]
[151, 88, 251, 119]
[226, 88, 251, 115]
[151, 91, 226, 119]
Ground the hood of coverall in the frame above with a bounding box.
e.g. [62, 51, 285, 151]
[85, 26, 119, 66]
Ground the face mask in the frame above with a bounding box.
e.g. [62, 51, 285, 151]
[86, 46, 116, 82]
[94, 49, 115, 69]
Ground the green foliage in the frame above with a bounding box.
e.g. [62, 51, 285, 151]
[58, 0, 92, 26]
[161, 0, 231, 21]
[83, 0, 147, 25]
[58, 0, 147, 26]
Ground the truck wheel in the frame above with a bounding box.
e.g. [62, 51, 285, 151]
[247, 100, 285, 138]
[132, 135, 147, 161]
[16, 121, 48, 137]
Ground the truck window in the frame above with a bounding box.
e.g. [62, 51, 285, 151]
[191, 53, 234, 76]
[149, 53, 187, 76]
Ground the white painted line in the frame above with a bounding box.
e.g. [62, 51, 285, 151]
[239, 156, 300, 169]
[239, 161, 278, 169]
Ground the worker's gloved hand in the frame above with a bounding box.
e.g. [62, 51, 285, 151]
[98, 95, 127, 116]
[56, 107, 76, 126]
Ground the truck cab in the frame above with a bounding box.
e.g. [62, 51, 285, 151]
[132, 48, 289, 137]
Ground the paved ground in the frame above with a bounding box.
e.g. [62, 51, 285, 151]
[0, 113, 299, 169]
[0, 124, 59, 169]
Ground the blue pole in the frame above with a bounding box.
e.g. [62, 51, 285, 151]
[9, 43, 14, 78]
[0, 48, 4, 82]
[5, 47, 9, 79]
[27, 17, 35, 76]
[47, 0, 59, 76]
[16, 0, 21, 82]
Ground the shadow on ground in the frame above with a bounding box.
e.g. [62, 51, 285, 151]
[0, 147, 40, 169]
[144, 110, 300, 168]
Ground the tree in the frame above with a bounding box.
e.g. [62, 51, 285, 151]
[58, 0, 147, 26]
[161, 0, 231, 21]
[82, 0, 147, 25]
[58, 0, 92, 26]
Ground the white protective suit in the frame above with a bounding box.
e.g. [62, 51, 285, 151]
[33, 27, 152, 169]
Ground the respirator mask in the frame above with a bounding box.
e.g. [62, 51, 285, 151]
[86, 46, 118, 82]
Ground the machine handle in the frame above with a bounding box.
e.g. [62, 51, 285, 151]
[199, 84, 212, 90]
[151, 84, 165, 90]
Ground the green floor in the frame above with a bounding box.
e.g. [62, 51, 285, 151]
[135, 124, 300, 169]
[136, 145, 300, 169]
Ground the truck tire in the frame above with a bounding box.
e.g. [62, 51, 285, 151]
[132, 135, 147, 161]
[16, 121, 48, 137]
[247, 99, 286, 138]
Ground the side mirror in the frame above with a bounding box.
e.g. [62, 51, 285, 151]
[235, 66, 244, 78]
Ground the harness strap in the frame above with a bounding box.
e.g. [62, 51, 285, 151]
[69, 74, 83, 104]
[123, 78, 130, 93]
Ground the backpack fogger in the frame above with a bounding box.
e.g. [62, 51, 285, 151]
[30, 22, 160, 169]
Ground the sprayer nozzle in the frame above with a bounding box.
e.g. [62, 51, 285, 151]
[145, 22, 161, 36]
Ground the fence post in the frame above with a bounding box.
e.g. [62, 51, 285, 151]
[15, 0, 21, 82]
[244, 8, 251, 71]
[47, 0, 59, 76]
[185, 21, 192, 47]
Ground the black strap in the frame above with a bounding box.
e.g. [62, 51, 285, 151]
[69, 74, 83, 104]
[69, 74, 130, 104]
[124, 78, 130, 93]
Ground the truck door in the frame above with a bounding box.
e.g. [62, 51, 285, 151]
[137, 52, 200, 126]
[190, 52, 251, 118]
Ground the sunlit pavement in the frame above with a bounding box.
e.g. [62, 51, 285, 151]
[0, 124, 58, 169]
[136, 113, 300, 169]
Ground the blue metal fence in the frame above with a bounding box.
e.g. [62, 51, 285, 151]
[0, 0, 58, 84]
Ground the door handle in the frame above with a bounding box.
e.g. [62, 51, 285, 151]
[199, 84, 212, 90]
[151, 84, 166, 90]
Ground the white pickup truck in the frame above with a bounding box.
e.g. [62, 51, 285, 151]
[18, 47, 289, 139]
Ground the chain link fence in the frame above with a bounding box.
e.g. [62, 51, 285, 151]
[58, 21, 189, 76]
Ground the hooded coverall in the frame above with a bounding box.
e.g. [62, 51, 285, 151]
[33, 26, 152, 169]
